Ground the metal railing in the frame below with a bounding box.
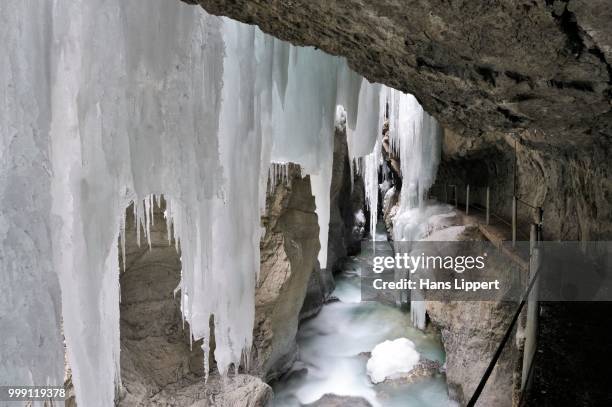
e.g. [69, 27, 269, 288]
[466, 224, 542, 406]
[429, 181, 544, 405]
[432, 183, 543, 247]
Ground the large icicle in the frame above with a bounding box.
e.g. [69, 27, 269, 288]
[49, 2, 227, 405]
[363, 139, 382, 240]
[385, 88, 442, 330]
[269, 45, 349, 269]
[387, 89, 442, 241]
[347, 79, 383, 161]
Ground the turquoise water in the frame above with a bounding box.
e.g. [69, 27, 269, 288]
[271, 235, 453, 406]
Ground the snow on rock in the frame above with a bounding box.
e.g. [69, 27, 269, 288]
[366, 338, 421, 384]
[422, 225, 468, 242]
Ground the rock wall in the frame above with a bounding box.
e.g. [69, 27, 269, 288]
[437, 128, 611, 241]
[187, 0, 611, 144]
[254, 165, 321, 379]
[302, 116, 367, 319]
[327, 117, 367, 270]
[427, 300, 519, 407]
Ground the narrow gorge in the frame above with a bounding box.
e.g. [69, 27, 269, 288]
[1, 1, 610, 407]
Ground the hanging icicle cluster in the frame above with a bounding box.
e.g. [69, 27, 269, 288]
[0, 0, 442, 404]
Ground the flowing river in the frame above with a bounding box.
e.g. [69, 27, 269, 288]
[271, 224, 453, 406]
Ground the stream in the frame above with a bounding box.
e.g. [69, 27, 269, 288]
[271, 224, 453, 406]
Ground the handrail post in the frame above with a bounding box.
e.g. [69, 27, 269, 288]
[486, 186, 490, 225]
[465, 184, 470, 215]
[512, 195, 517, 247]
[522, 223, 541, 391]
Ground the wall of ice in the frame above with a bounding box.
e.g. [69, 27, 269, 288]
[0, 0, 441, 404]
[0, 0, 65, 392]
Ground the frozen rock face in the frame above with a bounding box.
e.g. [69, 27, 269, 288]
[302, 114, 368, 320]
[382, 187, 400, 240]
[254, 165, 321, 379]
[188, 0, 612, 142]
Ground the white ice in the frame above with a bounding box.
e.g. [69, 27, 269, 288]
[0, 1, 444, 404]
[366, 338, 421, 384]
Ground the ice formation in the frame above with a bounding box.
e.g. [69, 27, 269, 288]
[382, 90, 442, 329]
[363, 140, 382, 240]
[366, 338, 421, 384]
[0, 0, 441, 404]
[387, 90, 442, 238]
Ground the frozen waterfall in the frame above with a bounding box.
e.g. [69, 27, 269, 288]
[0, 0, 440, 405]
[386, 89, 442, 330]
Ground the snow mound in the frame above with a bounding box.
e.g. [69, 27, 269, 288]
[366, 338, 420, 384]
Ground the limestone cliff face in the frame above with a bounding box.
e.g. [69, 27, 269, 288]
[427, 300, 519, 407]
[254, 165, 320, 379]
[437, 128, 611, 241]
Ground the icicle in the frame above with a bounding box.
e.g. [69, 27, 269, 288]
[144, 197, 152, 249]
[347, 79, 382, 160]
[411, 299, 427, 330]
[382, 88, 442, 329]
[150, 195, 155, 226]
[119, 213, 126, 273]
[364, 139, 381, 240]
[386, 89, 442, 242]
[203, 337, 210, 382]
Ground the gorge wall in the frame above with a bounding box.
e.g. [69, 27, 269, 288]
[186, 0, 611, 242]
[254, 165, 321, 379]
